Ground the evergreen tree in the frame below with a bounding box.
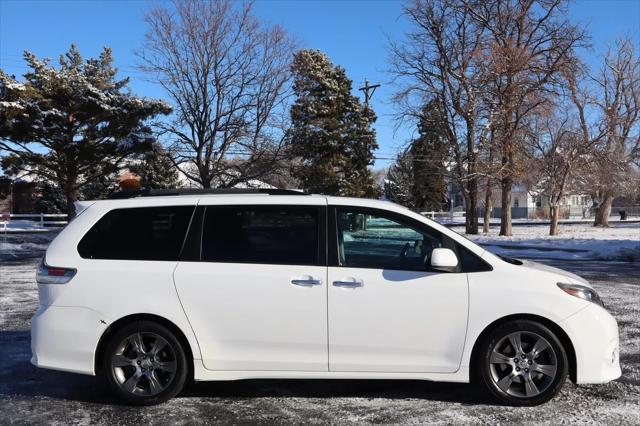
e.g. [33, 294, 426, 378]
[79, 165, 119, 200]
[385, 150, 415, 208]
[34, 180, 68, 214]
[289, 50, 378, 197]
[385, 100, 448, 211]
[410, 100, 448, 211]
[0, 45, 172, 216]
[129, 143, 180, 189]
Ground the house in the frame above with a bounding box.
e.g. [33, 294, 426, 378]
[490, 185, 593, 219]
[447, 180, 593, 219]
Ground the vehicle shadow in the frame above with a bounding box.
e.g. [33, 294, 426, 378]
[0, 330, 493, 406]
[0, 330, 114, 404]
[184, 378, 492, 406]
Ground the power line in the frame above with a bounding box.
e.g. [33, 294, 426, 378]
[161, 147, 448, 164]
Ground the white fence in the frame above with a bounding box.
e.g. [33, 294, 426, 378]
[0, 213, 68, 232]
[421, 211, 465, 220]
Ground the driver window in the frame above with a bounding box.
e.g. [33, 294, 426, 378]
[336, 209, 448, 271]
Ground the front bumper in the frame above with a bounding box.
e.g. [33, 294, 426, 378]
[560, 303, 621, 384]
[31, 304, 106, 375]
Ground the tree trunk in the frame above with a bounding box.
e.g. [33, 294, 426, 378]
[499, 175, 512, 236]
[594, 191, 614, 227]
[465, 177, 479, 235]
[549, 205, 560, 236]
[483, 179, 492, 233]
[65, 176, 78, 219]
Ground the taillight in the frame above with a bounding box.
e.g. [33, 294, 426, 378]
[36, 258, 76, 284]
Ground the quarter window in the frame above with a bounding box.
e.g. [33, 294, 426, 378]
[201, 206, 320, 265]
[77, 206, 195, 260]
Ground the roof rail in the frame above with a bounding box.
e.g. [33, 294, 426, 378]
[106, 188, 309, 199]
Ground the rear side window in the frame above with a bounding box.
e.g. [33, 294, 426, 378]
[202, 206, 320, 265]
[78, 206, 195, 261]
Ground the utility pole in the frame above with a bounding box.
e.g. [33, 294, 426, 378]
[358, 79, 381, 108]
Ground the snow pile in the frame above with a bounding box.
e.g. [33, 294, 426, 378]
[0, 239, 49, 260]
[0, 233, 54, 260]
[0, 220, 57, 233]
[0, 241, 49, 257]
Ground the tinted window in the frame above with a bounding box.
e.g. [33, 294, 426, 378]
[336, 209, 455, 271]
[78, 206, 195, 261]
[202, 206, 320, 265]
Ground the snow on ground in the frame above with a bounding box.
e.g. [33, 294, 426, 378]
[0, 233, 54, 261]
[437, 215, 639, 225]
[453, 222, 640, 261]
[0, 234, 639, 424]
[0, 220, 63, 233]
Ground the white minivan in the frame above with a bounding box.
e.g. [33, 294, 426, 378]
[31, 189, 621, 405]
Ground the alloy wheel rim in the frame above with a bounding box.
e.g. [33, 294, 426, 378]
[111, 332, 177, 396]
[489, 331, 558, 398]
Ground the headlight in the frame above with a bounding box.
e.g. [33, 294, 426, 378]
[557, 283, 604, 307]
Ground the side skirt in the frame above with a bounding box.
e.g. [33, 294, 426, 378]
[192, 360, 470, 383]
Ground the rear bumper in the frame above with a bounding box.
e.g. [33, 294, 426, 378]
[560, 304, 621, 384]
[31, 305, 106, 375]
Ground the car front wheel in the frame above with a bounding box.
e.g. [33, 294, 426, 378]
[102, 321, 188, 405]
[478, 319, 568, 406]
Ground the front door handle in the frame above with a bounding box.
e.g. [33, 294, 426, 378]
[291, 278, 321, 287]
[332, 279, 364, 288]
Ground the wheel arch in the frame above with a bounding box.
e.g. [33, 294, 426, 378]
[469, 313, 577, 384]
[94, 313, 195, 381]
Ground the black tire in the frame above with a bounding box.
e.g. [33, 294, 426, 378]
[102, 321, 188, 405]
[478, 319, 568, 406]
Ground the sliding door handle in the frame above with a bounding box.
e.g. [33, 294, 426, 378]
[291, 278, 321, 287]
[332, 280, 364, 288]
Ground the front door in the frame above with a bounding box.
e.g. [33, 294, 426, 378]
[174, 201, 328, 371]
[328, 206, 469, 373]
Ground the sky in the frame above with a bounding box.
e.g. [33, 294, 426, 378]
[1, 0, 639, 168]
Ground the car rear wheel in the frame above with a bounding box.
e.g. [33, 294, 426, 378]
[478, 319, 568, 406]
[102, 321, 188, 405]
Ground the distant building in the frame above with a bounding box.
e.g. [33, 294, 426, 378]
[0, 176, 36, 214]
[446, 180, 593, 219]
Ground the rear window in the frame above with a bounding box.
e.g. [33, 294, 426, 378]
[78, 206, 195, 261]
[201, 206, 320, 265]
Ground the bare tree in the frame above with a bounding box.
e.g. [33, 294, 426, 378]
[389, 0, 491, 234]
[138, 0, 296, 188]
[463, 0, 587, 236]
[480, 127, 498, 233]
[528, 114, 593, 235]
[569, 38, 640, 227]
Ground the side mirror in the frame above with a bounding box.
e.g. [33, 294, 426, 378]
[430, 248, 459, 272]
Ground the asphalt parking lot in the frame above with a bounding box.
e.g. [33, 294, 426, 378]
[0, 234, 639, 425]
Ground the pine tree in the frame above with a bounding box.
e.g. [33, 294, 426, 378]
[385, 100, 448, 211]
[289, 50, 378, 197]
[79, 165, 119, 200]
[129, 143, 180, 189]
[385, 150, 415, 208]
[0, 45, 172, 216]
[34, 180, 71, 214]
[410, 100, 448, 211]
